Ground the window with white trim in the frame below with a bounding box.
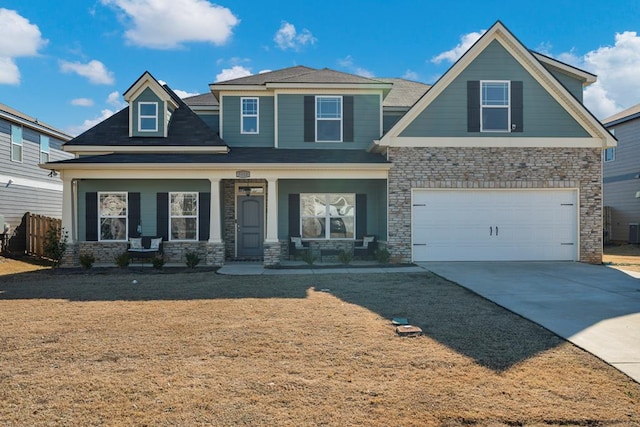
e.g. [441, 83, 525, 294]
[481, 81, 510, 132]
[241, 97, 259, 134]
[40, 135, 50, 163]
[603, 147, 615, 162]
[301, 193, 354, 239]
[139, 102, 158, 132]
[99, 192, 128, 241]
[170, 192, 198, 241]
[10, 125, 22, 162]
[316, 96, 342, 142]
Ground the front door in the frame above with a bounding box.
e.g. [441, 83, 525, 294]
[237, 195, 264, 258]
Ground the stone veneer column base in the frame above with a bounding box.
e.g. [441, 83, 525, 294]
[206, 242, 225, 267]
[60, 242, 79, 268]
[263, 241, 282, 267]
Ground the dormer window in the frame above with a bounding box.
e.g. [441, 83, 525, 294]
[139, 102, 158, 132]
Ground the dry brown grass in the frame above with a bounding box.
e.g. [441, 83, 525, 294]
[1, 266, 640, 426]
[604, 244, 640, 273]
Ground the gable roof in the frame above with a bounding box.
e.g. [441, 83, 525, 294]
[602, 103, 640, 126]
[123, 71, 179, 109]
[0, 102, 72, 141]
[377, 78, 431, 108]
[377, 21, 615, 148]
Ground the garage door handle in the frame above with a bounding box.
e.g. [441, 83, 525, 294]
[489, 226, 492, 236]
[496, 226, 498, 236]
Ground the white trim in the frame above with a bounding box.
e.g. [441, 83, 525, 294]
[316, 95, 343, 142]
[40, 135, 50, 163]
[234, 183, 266, 257]
[240, 97, 259, 134]
[381, 136, 608, 148]
[98, 191, 128, 242]
[532, 52, 596, 85]
[0, 111, 72, 141]
[603, 147, 615, 162]
[300, 193, 356, 240]
[0, 173, 63, 192]
[274, 94, 279, 148]
[138, 102, 158, 132]
[169, 191, 199, 242]
[10, 124, 23, 163]
[480, 80, 511, 133]
[124, 71, 178, 109]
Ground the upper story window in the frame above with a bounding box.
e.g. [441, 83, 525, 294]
[99, 192, 128, 241]
[40, 135, 50, 163]
[316, 96, 342, 142]
[481, 81, 510, 132]
[241, 97, 259, 134]
[138, 102, 158, 132]
[10, 125, 22, 163]
[603, 148, 615, 162]
[170, 192, 198, 241]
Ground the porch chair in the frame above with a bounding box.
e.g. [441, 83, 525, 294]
[289, 236, 310, 260]
[354, 235, 377, 259]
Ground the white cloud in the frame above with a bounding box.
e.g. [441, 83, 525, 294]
[431, 30, 485, 64]
[338, 55, 374, 78]
[173, 89, 199, 99]
[215, 65, 252, 82]
[274, 21, 316, 51]
[0, 8, 47, 84]
[102, 0, 238, 49]
[59, 59, 115, 85]
[71, 98, 94, 107]
[66, 109, 116, 136]
[106, 91, 126, 108]
[402, 70, 419, 81]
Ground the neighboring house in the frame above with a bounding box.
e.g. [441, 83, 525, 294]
[0, 103, 73, 244]
[43, 21, 614, 267]
[602, 104, 640, 243]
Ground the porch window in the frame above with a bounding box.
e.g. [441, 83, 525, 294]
[170, 192, 198, 241]
[300, 193, 355, 239]
[99, 192, 128, 241]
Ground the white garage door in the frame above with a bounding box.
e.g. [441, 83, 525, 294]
[412, 189, 578, 261]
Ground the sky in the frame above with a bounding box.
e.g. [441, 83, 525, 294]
[1, 0, 640, 136]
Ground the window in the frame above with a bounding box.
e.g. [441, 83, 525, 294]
[170, 192, 198, 241]
[40, 135, 50, 163]
[139, 102, 158, 132]
[481, 81, 510, 132]
[316, 96, 342, 142]
[241, 97, 259, 134]
[10, 125, 22, 162]
[300, 194, 355, 239]
[99, 192, 128, 241]
[603, 147, 615, 162]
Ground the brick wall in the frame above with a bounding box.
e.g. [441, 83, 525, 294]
[387, 146, 602, 264]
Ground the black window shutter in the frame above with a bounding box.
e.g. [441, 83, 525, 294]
[467, 80, 480, 132]
[128, 192, 141, 237]
[85, 192, 98, 241]
[355, 194, 367, 239]
[511, 81, 523, 133]
[157, 192, 169, 241]
[304, 96, 315, 142]
[343, 96, 354, 142]
[199, 192, 211, 241]
[288, 194, 301, 237]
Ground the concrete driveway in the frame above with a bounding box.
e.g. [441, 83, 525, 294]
[418, 261, 640, 383]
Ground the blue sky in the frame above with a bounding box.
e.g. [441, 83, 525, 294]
[1, 0, 640, 136]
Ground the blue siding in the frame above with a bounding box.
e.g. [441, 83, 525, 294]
[277, 94, 381, 149]
[77, 179, 210, 241]
[401, 40, 590, 138]
[277, 179, 387, 240]
[131, 87, 165, 137]
[222, 96, 274, 147]
[545, 66, 584, 102]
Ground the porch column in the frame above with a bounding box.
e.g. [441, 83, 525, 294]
[209, 178, 222, 243]
[265, 178, 278, 243]
[61, 175, 74, 242]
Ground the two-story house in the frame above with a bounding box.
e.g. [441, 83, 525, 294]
[43, 21, 615, 267]
[602, 104, 640, 243]
[1, 103, 73, 251]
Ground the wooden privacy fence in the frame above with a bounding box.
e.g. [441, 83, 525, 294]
[25, 212, 62, 259]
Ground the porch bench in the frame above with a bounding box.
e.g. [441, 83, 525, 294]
[128, 236, 163, 260]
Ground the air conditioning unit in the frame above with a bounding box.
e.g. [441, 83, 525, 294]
[629, 223, 640, 244]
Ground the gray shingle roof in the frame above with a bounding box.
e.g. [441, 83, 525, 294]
[212, 66, 389, 86]
[377, 78, 431, 108]
[183, 92, 218, 107]
[211, 66, 316, 85]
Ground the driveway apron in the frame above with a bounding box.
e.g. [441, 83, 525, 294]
[419, 261, 640, 383]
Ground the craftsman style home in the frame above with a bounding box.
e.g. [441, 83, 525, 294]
[44, 21, 614, 267]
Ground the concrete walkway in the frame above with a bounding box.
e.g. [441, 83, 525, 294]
[419, 261, 640, 384]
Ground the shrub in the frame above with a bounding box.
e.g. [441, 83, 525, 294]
[185, 251, 200, 268]
[43, 226, 68, 267]
[300, 250, 316, 265]
[152, 256, 165, 270]
[115, 252, 130, 268]
[375, 248, 391, 264]
[338, 249, 353, 265]
[79, 253, 95, 270]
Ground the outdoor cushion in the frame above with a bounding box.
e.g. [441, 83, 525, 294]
[150, 238, 162, 250]
[129, 237, 142, 249]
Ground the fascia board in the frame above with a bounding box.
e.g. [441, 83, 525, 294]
[385, 136, 616, 148]
[266, 83, 393, 90]
[0, 112, 72, 141]
[62, 145, 229, 154]
[532, 52, 597, 85]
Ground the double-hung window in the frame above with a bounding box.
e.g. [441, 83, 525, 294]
[301, 193, 355, 239]
[170, 192, 198, 241]
[10, 125, 22, 162]
[241, 97, 259, 134]
[316, 96, 342, 142]
[481, 81, 510, 132]
[40, 135, 50, 163]
[139, 102, 158, 132]
[99, 192, 128, 241]
[604, 128, 615, 162]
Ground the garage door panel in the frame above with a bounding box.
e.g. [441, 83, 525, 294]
[412, 189, 577, 261]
